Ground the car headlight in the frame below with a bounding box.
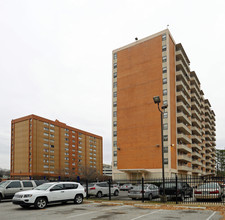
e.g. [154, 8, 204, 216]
[23, 194, 33, 198]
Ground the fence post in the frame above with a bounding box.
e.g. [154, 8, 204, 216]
[142, 177, 144, 203]
[176, 175, 178, 204]
[108, 179, 111, 201]
[86, 179, 89, 199]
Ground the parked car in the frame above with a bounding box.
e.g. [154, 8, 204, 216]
[159, 182, 193, 201]
[88, 182, 119, 198]
[12, 182, 85, 209]
[120, 184, 133, 191]
[0, 180, 47, 202]
[194, 182, 223, 201]
[128, 184, 159, 200]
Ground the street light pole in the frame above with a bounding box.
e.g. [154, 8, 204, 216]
[153, 96, 168, 202]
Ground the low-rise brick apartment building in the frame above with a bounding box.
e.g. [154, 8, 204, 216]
[112, 29, 216, 180]
[11, 115, 103, 180]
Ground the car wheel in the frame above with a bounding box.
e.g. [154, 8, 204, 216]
[20, 205, 30, 208]
[132, 198, 136, 200]
[148, 194, 153, 201]
[0, 194, 2, 202]
[114, 190, 119, 196]
[62, 201, 67, 204]
[34, 197, 47, 209]
[96, 191, 102, 198]
[74, 194, 83, 204]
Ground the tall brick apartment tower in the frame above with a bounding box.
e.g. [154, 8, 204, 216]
[11, 115, 103, 179]
[112, 29, 216, 180]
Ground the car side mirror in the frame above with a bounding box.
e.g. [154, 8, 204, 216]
[6, 186, 11, 189]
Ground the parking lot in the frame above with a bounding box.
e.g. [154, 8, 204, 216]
[0, 200, 222, 220]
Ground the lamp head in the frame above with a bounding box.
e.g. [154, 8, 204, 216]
[153, 96, 161, 104]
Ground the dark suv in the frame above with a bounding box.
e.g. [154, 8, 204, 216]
[159, 182, 193, 201]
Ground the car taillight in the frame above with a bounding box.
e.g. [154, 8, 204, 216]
[210, 190, 219, 194]
[194, 191, 202, 194]
[140, 190, 145, 193]
[90, 187, 96, 190]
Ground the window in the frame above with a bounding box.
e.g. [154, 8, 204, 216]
[113, 101, 117, 107]
[113, 82, 117, 88]
[72, 135, 75, 138]
[7, 181, 21, 188]
[162, 34, 166, 41]
[163, 78, 167, 84]
[113, 141, 117, 147]
[162, 67, 167, 74]
[113, 151, 117, 156]
[72, 131, 75, 134]
[163, 112, 168, 118]
[114, 161, 117, 167]
[113, 121, 117, 127]
[44, 127, 49, 131]
[65, 133, 69, 136]
[44, 122, 49, 126]
[43, 165, 49, 168]
[50, 129, 54, 133]
[50, 140, 54, 143]
[78, 150, 82, 153]
[113, 111, 117, 117]
[164, 146, 168, 153]
[113, 63, 117, 69]
[65, 157, 69, 160]
[43, 143, 48, 147]
[50, 134, 54, 137]
[163, 123, 168, 130]
[43, 149, 48, 152]
[163, 135, 168, 141]
[162, 56, 167, 63]
[162, 45, 167, 52]
[113, 53, 117, 60]
[51, 184, 63, 191]
[113, 131, 117, 137]
[50, 150, 54, 153]
[113, 92, 117, 98]
[65, 143, 69, 146]
[79, 146, 82, 149]
[50, 124, 54, 127]
[65, 138, 69, 141]
[113, 72, 117, 78]
[65, 148, 69, 151]
[65, 152, 69, 155]
[164, 158, 168, 164]
[44, 133, 49, 136]
[72, 144, 75, 147]
[72, 140, 75, 143]
[72, 154, 75, 156]
[163, 89, 167, 96]
[163, 100, 168, 105]
[65, 128, 69, 132]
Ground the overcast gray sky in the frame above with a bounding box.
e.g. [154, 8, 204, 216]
[0, 0, 225, 169]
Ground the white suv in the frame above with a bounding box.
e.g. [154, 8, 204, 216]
[88, 182, 119, 198]
[12, 182, 85, 209]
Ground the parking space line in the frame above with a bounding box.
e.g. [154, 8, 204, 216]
[66, 204, 126, 219]
[130, 209, 162, 220]
[206, 211, 216, 220]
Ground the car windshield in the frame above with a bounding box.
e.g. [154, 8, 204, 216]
[198, 183, 219, 189]
[0, 180, 10, 187]
[34, 183, 54, 190]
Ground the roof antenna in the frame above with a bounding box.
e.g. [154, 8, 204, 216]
[135, 37, 138, 41]
[167, 24, 169, 29]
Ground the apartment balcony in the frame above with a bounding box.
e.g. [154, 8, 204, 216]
[190, 84, 201, 100]
[178, 165, 192, 172]
[178, 144, 192, 153]
[205, 141, 212, 147]
[192, 160, 201, 166]
[205, 109, 211, 118]
[192, 168, 202, 174]
[176, 60, 189, 78]
[177, 122, 192, 135]
[191, 118, 202, 129]
[192, 151, 201, 158]
[177, 133, 192, 144]
[177, 112, 191, 126]
[191, 101, 201, 115]
[205, 122, 212, 130]
[177, 101, 191, 116]
[178, 154, 192, 162]
[191, 127, 202, 136]
[206, 164, 212, 170]
[205, 115, 211, 123]
[176, 81, 190, 98]
[191, 109, 202, 122]
[211, 125, 216, 131]
[205, 128, 212, 135]
[192, 135, 202, 144]
[205, 134, 212, 141]
[211, 141, 216, 146]
[176, 49, 190, 70]
[176, 70, 190, 89]
[177, 91, 190, 106]
[192, 143, 202, 151]
[191, 93, 201, 107]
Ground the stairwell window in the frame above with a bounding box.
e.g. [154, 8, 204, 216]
[162, 34, 166, 41]
[113, 92, 117, 98]
[163, 67, 167, 74]
[163, 123, 168, 130]
[113, 131, 117, 137]
[162, 56, 167, 63]
[163, 78, 167, 84]
[113, 63, 117, 69]
[113, 72, 117, 78]
[163, 89, 167, 96]
[162, 45, 167, 52]
[163, 112, 168, 119]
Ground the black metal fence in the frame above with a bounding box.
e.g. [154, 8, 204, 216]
[81, 176, 225, 204]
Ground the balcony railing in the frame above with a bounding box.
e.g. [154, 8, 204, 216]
[177, 133, 192, 144]
[178, 154, 192, 162]
[178, 165, 192, 172]
[177, 112, 191, 126]
[177, 144, 192, 153]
